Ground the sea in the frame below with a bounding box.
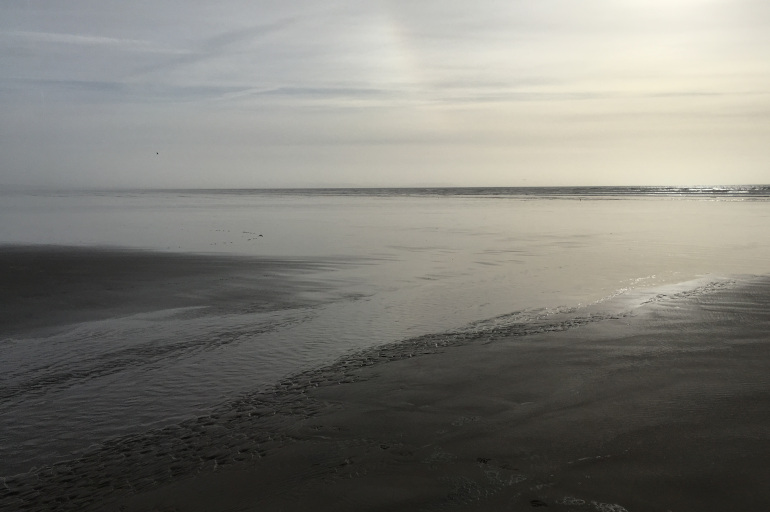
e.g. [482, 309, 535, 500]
[2, 186, 770, 476]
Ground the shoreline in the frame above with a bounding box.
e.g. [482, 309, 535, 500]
[3, 272, 770, 511]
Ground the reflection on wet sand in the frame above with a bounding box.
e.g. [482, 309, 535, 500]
[4, 276, 770, 511]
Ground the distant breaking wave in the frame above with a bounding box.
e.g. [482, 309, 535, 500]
[153, 185, 770, 200]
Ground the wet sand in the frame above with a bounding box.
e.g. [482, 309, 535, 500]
[0, 245, 346, 475]
[2, 256, 770, 511]
[0, 245, 335, 336]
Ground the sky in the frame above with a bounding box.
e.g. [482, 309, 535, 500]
[1, 0, 769, 188]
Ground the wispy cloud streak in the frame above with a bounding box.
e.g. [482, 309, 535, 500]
[131, 17, 302, 78]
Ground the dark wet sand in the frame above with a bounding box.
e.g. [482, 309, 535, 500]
[3, 256, 770, 511]
[0, 245, 334, 336]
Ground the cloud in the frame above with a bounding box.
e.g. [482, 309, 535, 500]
[130, 17, 303, 78]
[0, 29, 189, 56]
[5, 30, 147, 46]
[0, 78, 257, 105]
[1, 0, 769, 187]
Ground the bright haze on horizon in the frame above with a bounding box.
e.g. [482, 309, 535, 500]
[1, 0, 768, 189]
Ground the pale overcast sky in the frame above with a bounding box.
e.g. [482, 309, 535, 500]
[1, 0, 769, 188]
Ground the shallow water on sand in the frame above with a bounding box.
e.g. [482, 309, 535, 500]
[4, 275, 770, 512]
[2, 188, 770, 475]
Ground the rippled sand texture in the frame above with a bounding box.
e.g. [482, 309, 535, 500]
[3, 275, 770, 511]
[0, 247, 346, 474]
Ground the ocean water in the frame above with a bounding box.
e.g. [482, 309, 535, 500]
[2, 186, 770, 475]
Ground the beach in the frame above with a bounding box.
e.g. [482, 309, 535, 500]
[4, 0, 770, 501]
[2, 247, 769, 511]
[2, 189, 770, 511]
[0, 245, 335, 337]
[115, 276, 770, 512]
[0, 246, 348, 476]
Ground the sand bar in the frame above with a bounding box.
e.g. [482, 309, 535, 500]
[0, 245, 337, 336]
